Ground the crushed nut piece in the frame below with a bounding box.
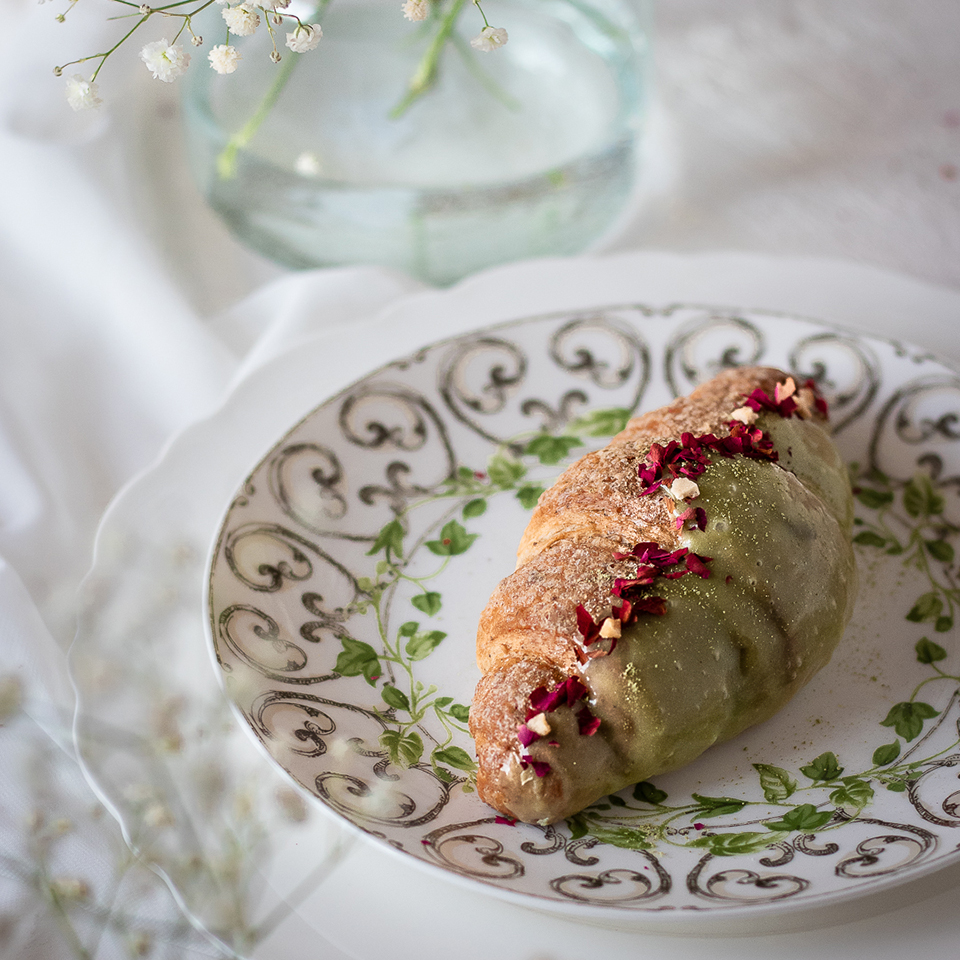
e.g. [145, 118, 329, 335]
[794, 387, 815, 419]
[775, 377, 797, 403]
[730, 405, 759, 425]
[520, 766, 535, 785]
[668, 476, 701, 500]
[526, 712, 551, 736]
[599, 617, 622, 639]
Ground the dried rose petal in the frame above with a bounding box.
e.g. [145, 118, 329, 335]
[577, 704, 601, 736]
[575, 603, 602, 645]
[520, 756, 552, 777]
[684, 553, 713, 578]
[527, 675, 588, 720]
[495, 815, 518, 825]
[562, 676, 588, 704]
[517, 723, 539, 747]
[629, 596, 668, 616]
[611, 568, 656, 596]
[676, 506, 707, 531]
[801, 379, 829, 417]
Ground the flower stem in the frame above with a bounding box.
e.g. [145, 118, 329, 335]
[217, 0, 330, 180]
[391, 0, 467, 119]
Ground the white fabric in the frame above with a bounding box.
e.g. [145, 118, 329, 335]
[1, 0, 959, 956]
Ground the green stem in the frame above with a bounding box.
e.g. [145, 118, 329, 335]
[390, 0, 468, 118]
[217, 0, 330, 180]
[909, 672, 960, 702]
[451, 31, 520, 112]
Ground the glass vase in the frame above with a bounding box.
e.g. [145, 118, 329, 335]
[181, 0, 652, 286]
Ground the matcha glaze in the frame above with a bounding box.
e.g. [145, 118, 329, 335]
[510, 413, 857, 825]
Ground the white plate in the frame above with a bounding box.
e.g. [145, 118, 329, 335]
[206, 272, 960, 923]
[71, 253, 960, 955]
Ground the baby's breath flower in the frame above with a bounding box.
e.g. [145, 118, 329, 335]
[209, 44, 241, 74]
[0, 675, 23, 722]
[275, 786, 308, 822]
[143, 802, 176, 828]
[191, 34, 203, 46]
[470, 24, 508, 52]
[129, 932, 153, 957]
[222, 3, 260, 36]
[285, 23, 322, 53]
[294, 151, 322, 176]
[402, 0, 429, 21]
[140, 39, 190, 82]
[49, 877, 90, 902]
[270, 0, 291, 9]
[65, 74, 102, 111]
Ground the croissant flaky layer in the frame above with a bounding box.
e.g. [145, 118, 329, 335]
[469, 366, 857, 825]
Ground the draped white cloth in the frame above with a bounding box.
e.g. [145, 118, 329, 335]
[2, 0, 959, 956]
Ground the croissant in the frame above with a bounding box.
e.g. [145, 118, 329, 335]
[469, 366, 857, 825]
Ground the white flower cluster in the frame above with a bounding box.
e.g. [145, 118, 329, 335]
[286, 23, 323, 54]
[61, 0, 507, 112]
[221, 3, 260, 37]
[209, 44, 242, 75]
[63, 0, 325, 110]
[65, 75, 102, 112]
[140, 39, 191, 83]
[402, 0, 429, 21]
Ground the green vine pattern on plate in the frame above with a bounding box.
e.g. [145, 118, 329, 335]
[568, 464, 960, 856]
[332, 408, 960, 856]
[332, 405, 634, 788]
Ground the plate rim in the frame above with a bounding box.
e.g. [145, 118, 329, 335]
[71, 251, 960, 939]
[203, 275, 960, 925]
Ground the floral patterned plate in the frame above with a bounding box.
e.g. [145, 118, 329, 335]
[206, 295, 960, 922]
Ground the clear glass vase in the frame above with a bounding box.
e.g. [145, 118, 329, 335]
[181, 0, 652, 286]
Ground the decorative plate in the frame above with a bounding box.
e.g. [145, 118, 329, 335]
[206, 301, 960, 918]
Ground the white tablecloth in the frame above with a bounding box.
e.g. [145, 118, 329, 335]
[2, 0, 960, 957]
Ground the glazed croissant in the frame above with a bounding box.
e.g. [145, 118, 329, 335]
[469, 366, 856, 825]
